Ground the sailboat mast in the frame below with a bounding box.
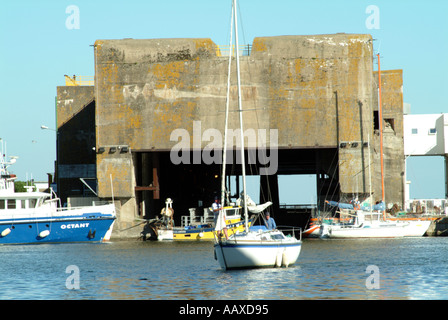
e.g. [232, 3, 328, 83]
[377, 53, 386, 218]
[233, 0, 249, 232]
[220, 6, 234, 207]
[368, 133, 373, 214]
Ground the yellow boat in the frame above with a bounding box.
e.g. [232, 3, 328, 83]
[163, 206, 253, 240]
[142, 206, 253, 241]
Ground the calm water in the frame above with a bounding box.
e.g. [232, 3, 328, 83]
[1, 237, 447, 300]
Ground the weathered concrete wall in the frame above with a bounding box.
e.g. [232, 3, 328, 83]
[57, 86, 94, 128]
[252, 35, 375, 198]
[373, 70, 405, 206]
[94, 38, 219, 198]
[251, 35, 373, 147]
[94, 34, 377, 202]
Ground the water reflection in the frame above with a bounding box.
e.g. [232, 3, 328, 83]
[0, 238, 447, 299]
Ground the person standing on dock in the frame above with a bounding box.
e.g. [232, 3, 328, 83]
[213, 196, 228, 240]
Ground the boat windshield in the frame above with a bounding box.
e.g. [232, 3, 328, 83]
[270, 233, 285, 240]
[224, 207, 240, 217]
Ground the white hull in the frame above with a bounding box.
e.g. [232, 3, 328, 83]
[398, 220, 432, 237]
[214, 230, 301, 269]
[320, 223, 407, 238]
[320, 219, 431, 238]
[157, 229, 174, 240]
[102, 217, 116, 242]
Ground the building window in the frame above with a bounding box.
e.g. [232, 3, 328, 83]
[429, 128, 437, 135]
[411, 128, 418, 134]
[373, 111, 379, 130]
[385, 118, 395, 132]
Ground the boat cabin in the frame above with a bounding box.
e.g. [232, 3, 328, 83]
[0, 192, 55, 212]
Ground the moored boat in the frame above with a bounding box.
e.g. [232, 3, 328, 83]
[214, 226, 302, 269]
[0, 147, 116, 244]
[303, 224, 320, 238]
[212, 0, 302, 270]
[141, 201, 253, 241]
[393, 219, 432, 237]
[320, 211, 407, 238]
[321, 199, 431, 238]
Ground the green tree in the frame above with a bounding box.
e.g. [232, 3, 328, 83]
[14, 181, 35, 193]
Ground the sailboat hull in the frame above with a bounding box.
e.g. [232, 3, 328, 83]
[398, 220, 432, 237]
[320, 223, 407, 238]
[214, 235, 302, 270]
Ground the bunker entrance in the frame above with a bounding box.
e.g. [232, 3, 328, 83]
[133, 148, 340, 229]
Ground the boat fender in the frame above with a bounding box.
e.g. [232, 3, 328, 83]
[39, 230, 50, 238]
[275, 252, 282, 267]
[1, 228, 11, 237]
[282, 249, 289, 268]
[198, 232, 204, 238]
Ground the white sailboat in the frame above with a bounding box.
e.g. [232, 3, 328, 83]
[213, 0, 302, 270]
[321, 200, 431, 238]
[320, 54, 431, 238]
[320, 210, 408, 238]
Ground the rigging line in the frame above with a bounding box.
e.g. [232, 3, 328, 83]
[320, 99, 363, 205]
[224, 0, 234, 50]
[332, 99, 363, 201]
[233, 1, 272, 207]
[233, 0, 250, 233]
[322, 152, 339, 205]
[231, 0, 264, 205]
[220, 0, 234, 208]
[237, 0, 247, 49]
[323, 146, 343, 203]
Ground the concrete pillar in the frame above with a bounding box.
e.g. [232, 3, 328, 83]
[260, 174, 280, 215]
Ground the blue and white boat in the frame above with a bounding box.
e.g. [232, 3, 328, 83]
[0, 148, 116, 245]
[213, 0, 302, 270]
[214, 225, 302, 269]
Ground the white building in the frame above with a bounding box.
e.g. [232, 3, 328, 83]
[403, 112, 448, 211]
[404, 113, 448, 156]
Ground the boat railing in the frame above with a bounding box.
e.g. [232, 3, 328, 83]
[277, 226, 302, 241]
[56, 201, 112, 212]
[181, 206, 242, 227]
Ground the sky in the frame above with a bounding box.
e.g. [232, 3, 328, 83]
[0, 0, 447, 202]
